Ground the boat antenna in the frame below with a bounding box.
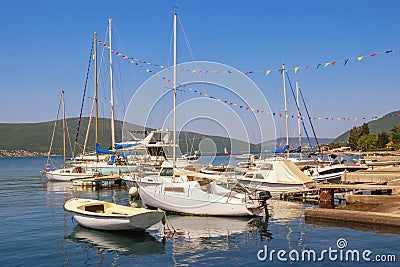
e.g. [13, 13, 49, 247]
[282, 64, 290, 158]
[108, 18, 116, 149]
[296, 81, 302, 159]
[173, 12, 177, 170]
[62, 91, 66, 169]
[94, 31, 99, 161]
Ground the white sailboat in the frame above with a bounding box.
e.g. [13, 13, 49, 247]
[136, 13, 269, 217]
[71, 19, 140, 175]
[45, 91, 96, 182]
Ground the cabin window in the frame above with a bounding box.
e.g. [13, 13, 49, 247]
[245, 173, 254, 178]
[261, 164, 273, 170]
[160, 168, 173, 176]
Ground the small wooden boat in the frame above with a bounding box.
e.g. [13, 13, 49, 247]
[64, 198, 165, 231]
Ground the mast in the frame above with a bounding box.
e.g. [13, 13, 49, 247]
[108, 18, 116, 149]
[282, 64, 289, 158]
[62, 90, 66, 168]
[296, 81, 302, 160]
[94, 32, 99, 161]
[173, 12, 177, 169]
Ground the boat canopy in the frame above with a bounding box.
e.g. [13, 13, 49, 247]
[95, 143, 116, 155]
[270, 144, 289, 154]
[114, 142, 142, 149]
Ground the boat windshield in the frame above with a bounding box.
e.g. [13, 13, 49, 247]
[160, 167, 173, 176]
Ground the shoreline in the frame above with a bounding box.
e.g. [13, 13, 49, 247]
[0, 149, 48, 157]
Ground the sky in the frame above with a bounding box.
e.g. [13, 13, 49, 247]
[1, 0, 399, 140]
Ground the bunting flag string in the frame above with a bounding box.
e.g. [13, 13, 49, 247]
[179, 85, 400, 122]
[97, 39, 399, 77]
[96, 38, 400, 122]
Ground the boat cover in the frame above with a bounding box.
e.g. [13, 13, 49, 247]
[96, 143, 116, 155]
[270, 144, 289, 154]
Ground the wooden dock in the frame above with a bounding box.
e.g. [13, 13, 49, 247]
[280, 184, 400, 201]
[71, 174, 123, 188]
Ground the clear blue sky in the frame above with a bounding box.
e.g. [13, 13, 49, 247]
[1, 0, 399, 139]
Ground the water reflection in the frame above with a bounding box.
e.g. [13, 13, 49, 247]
[152, 215, 263, 240]
[267, 199, 305, 223]
[46, 181, 73, 194]
[67, 225, 166, 255]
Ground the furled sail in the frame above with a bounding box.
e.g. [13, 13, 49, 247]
[95, 143, 116, 155]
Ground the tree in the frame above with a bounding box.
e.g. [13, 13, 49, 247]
[391, 125, 400, 150]
[360, 123, 370, 136]
[348, 126, 361, 150]
[377, 132, 390, 149]
[357, 134, 377, 151]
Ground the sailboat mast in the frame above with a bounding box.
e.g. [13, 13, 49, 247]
[108, 18, 116, 149]
[62, 90, 66, 168]
[296, 81, 302, 159]
[282, 64, 289, 157]
[94, 32, 99, 147]
[173, 12, 177, 168]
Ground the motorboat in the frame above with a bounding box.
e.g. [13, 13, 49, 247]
[237, 160, 315, 194]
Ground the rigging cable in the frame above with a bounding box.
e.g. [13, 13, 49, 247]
[286, 72, 321, 153]
[285, 72, 314, 152]
[73, 40, 93, 157]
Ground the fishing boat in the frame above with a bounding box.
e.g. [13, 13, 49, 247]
[136, 13, 270, 217]
[64, 198, 165, 231]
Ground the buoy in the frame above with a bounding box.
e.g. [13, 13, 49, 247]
[128, 186, 138, 197]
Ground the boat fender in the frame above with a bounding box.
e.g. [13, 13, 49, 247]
[128, 186, 138, 197]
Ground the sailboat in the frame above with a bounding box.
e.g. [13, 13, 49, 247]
[136, 13, 269, 217]
[70, 19, 141, 175]
[45, 91, 96, 182]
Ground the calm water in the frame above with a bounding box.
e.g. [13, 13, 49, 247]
[0, 157, 399, 266]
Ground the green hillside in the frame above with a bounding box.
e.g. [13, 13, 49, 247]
[0, 118, 124, 155]
[0, 117, 259, 155]
[333, 110, 400, 144]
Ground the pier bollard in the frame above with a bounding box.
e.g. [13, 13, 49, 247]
[319, 189, 334, 208]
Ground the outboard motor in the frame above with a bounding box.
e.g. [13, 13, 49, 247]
[258, 190, 272, 206]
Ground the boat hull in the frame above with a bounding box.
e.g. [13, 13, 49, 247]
[72, 211, 164, 231]
[64, 198, 165, 231]
[138, 181, 262, 217]
[46, 171, 94, 182]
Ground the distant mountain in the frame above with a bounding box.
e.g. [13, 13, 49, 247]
[259, 137, 333, 151]
[333, 110, 400, 144]
[0, 118, 259, 155]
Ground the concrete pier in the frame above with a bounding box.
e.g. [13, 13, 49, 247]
[341, 167, 400, 183]
[305, 207, 400, 227]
